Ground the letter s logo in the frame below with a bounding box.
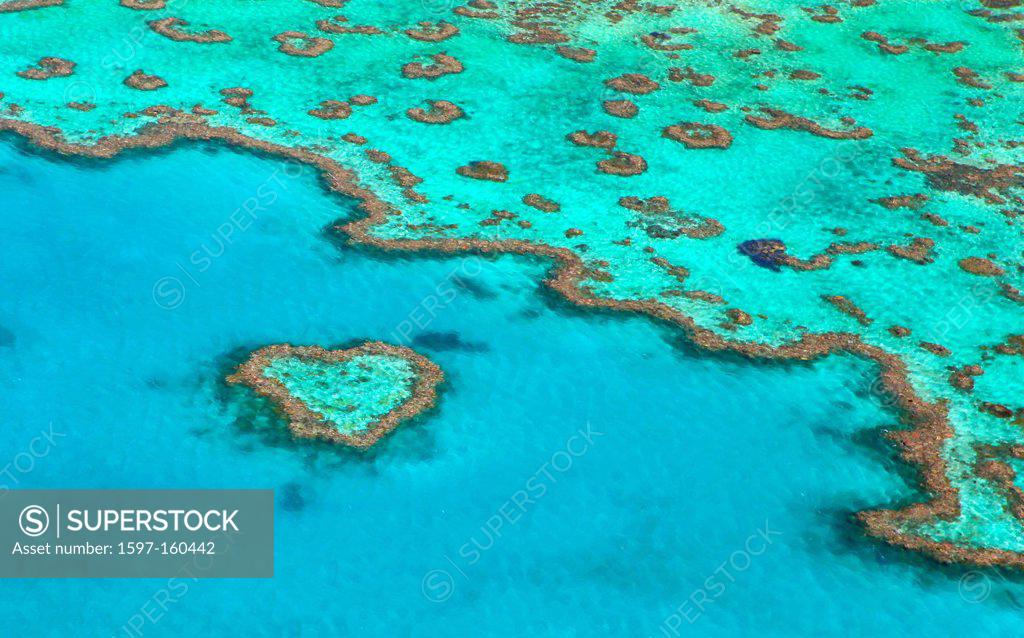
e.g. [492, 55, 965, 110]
[19, 505, 49, 537]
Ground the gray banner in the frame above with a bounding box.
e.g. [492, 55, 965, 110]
[0, 490, 273, 578]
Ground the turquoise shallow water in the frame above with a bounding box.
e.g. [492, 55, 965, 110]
[2, 139, 1023, 636]
[2, 0, 1023, 556]
[261, 351, 419, 436]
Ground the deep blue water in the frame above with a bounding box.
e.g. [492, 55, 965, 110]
[0, 138, 1018, 636]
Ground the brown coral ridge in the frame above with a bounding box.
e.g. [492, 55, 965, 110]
[803, 5, 842, 23]
[723, 308, 754, 329]
[893, 149, 1023, 204]
[120, 0, 164, 8]
[641, 30, 694, 52]
[555, 46, 596, 63]
[728, 6, 783, 36]
[246, 116, 276, 128]
[405, 21, 459, 42]
[776, 39, 803, 52]
[953, 66, 991, 89]
[827, 241, 879, 256]
[860, 31, 964, 55]
[979, 402, 1020, 420]
[793, 241, 878, 270]
[619, 196, 670, 214]
[123, 70, 167, 91]
[479, 209, 517, 227]
[349, 94, 377, 107]
[959, 256, 1005, 276]
[0, 117, 1016, 568]
[686, 218, 726, 240]
[507, 25, 569, 45]
[132, 105, 186, 120]
[974, 445, 1024, 520]
[669, 66, 715, 87]
[949, 364, 983, 392]
[308, 100, 352, 120]
[650, 256, 690, 284]
[597, 152, 647, 176]
[226, 342, 443, 449]
[406, 100, 464, 124]
[454, 0, 498, 19]
[745, 108, 873, 139]
[604, 73, 660, 95]
[602, 99, 638, 118]
[316, 17, 382, 35]
[920, 341, 951, 357]
[873, 194, 927, 210]
[456, 160, 508, 182]
[219, 87, 259, 114]
[523, 193, 560, 213]
[624, 197, 724, 240]
[994, 335, 1024, 356]
[887, 237, 936, 264]
[507, 4, 577, 44]
[889, 325, 912, 338]
[401, 53, 464, 80]
[273, 31, 334, 58]
[0, 0, 61, 12]
[662, 122, 733, 149]
[16, 57, 75, 80]
[738, 238, 858, 271]
[148, 17, 232, 44]
[1003, 284, 1024, 304]
[849, 85, 873, 101]
[789, 69, 821, 80]
[694, 99, 728, 113]
[922, 40, 966, 54]
[822, 294, 872, 325]
[567, 129, 617, 150]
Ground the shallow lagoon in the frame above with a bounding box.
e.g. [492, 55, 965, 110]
[0, 139, 1020, 636]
